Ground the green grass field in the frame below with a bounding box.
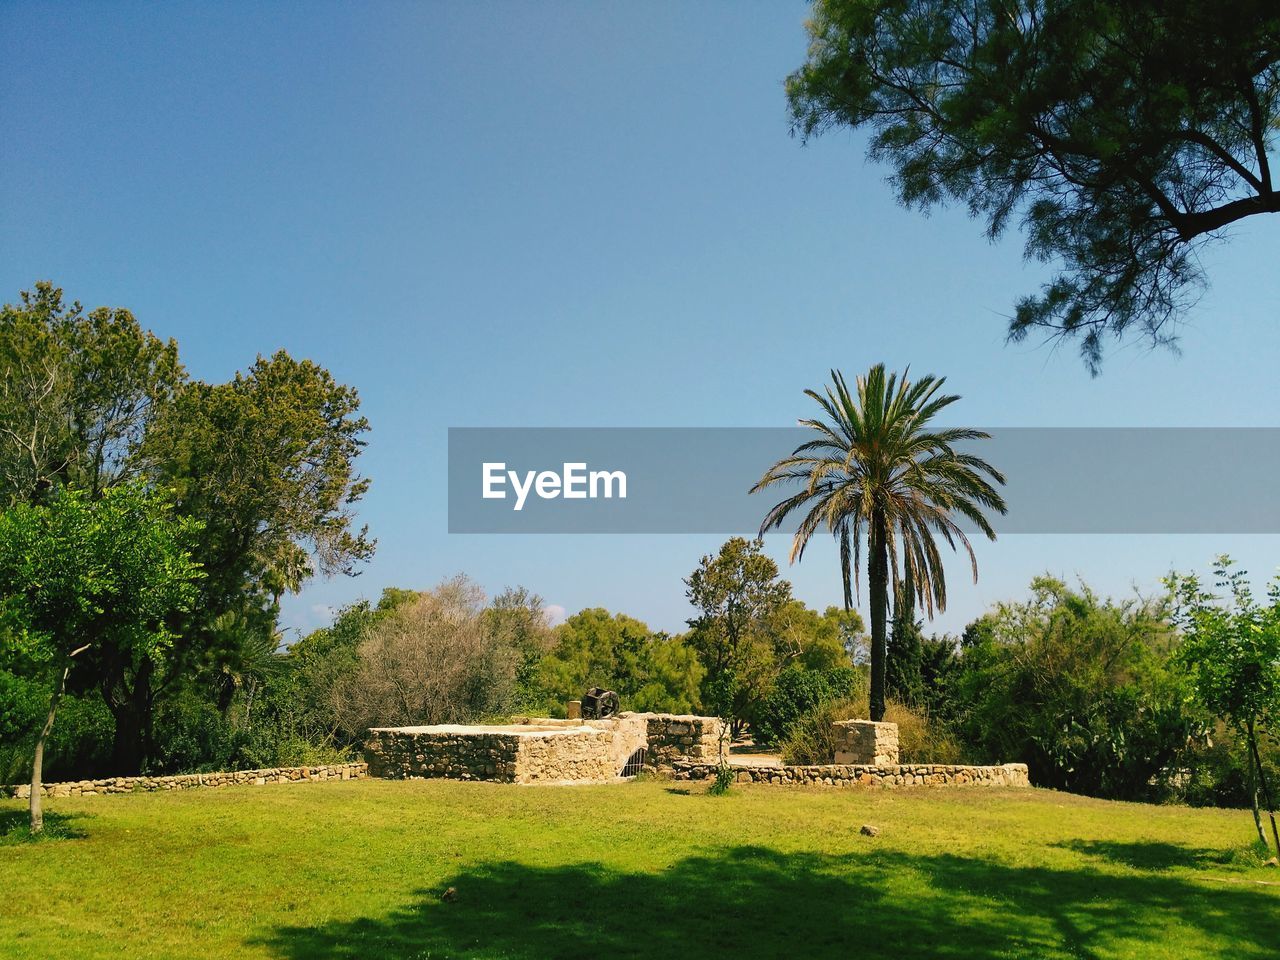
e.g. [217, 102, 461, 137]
[2, 778, 1276, 959]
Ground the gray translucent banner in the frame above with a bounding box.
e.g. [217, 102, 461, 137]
[448, 428, 1280, 534]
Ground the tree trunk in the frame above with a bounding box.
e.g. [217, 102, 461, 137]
[1246, 719, 1280, 859]
[1246, 749, 1267, 846]
[106, 658, 154, 775]
[868, 509, 889, 723]
[839, 523, 853, 612]
[30, 659, 73, 834]
[1251, 782, 1267, 847]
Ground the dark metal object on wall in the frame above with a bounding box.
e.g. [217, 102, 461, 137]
[581, 687, 620, 719]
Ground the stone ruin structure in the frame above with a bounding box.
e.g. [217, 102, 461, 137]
[363, 712, 1031, 790]
[7, 715, 1028, 799]
[364, 712, 724, 784]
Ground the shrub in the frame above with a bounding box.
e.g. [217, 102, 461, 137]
[951, 577, 1196, 800]
[779, 688, 964, 765]
[332, 576, 533, 734]
[149, 694, 242, 774]
[753, 666, 859, 746]
[1179, 720, 1280, 811]
[707, 763, 734, 795]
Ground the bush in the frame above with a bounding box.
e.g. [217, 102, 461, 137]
[753, 666, 859, 745]
[1179, 721, 1280, 811]
[778, 698, 849, 765]
[950, 577, 1196, 800]
[332, 576, 533, 734]
[149, 695, 242, 774]
[150, 689, 355, 774]
[0, 682, 114, 784]
[779, 688, 964, 765]
[707, 763, 734, 795]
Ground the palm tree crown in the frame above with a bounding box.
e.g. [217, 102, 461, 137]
[752, 364, 1007, 720]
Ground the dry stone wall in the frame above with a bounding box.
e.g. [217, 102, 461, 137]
[365, 727, 523, 782]
[633, 713, 725, 766]
[365, 713, 726, 784]
[364, 722, 646, 784]
[833, 720, 900, 765]
[672, 761, 1030, 789]
[517, 726, 626, 783]
[2, 763, 367, 799]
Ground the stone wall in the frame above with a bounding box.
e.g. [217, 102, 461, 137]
[518, 725, 630, 783]
[2, 763, 368, 799]
[365, 727, 524, 782]
[633, 713, 725, 767]
[832, 720, 900, 765]
[365, 713, 725, 784]
[672, 761, 1030, 789]
[365, 720, 650, 785]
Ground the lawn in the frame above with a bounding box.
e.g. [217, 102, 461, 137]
[1, 778, 1276, 959]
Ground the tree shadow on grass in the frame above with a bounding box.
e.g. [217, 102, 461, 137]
[0, 808, 91, 844]
[1054, 839, 1230, 871]
[253, 845, 1280, 960]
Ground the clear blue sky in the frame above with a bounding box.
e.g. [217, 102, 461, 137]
[3, 2, 1278, 640]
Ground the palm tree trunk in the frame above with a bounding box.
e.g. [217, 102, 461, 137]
[868, 509, 889, 723]
[839, 523, 853, 612]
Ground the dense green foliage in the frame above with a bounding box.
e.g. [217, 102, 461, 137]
[751, 568, 1276, 811]
[0, 282, 374, 777]
[753, 665, 859, 746]
[787, 0, 1280, 369]
[0, 484, 204, 826]
[950, 578, 1195, 800]
[684, 538, 858, 734]
[536, 608, 702, 716]
[684, 538, 796, 731]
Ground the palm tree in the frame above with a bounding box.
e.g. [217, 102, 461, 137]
[752, 364, 1006, 721]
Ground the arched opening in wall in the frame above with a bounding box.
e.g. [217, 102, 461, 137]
[620, 748, 646, 778]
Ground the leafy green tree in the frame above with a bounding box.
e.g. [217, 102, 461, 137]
[765, 600, 859, 673]
[685, 538, 794, 735]
[486, 587, 557, 710]
[787, 1, 1280, 369]
[0, 485, 202, 831]
[955, 576, 1195, 799]
[887, 580, 925, 705]
[148, 349, 373, 604]
[0, 282, 182, 504]
[754, 365, 1005, 721]
[632, 633, 705, 715]
[822, 604, 869, 665]
[537, 608, 702, 715]
[104, 349, 376, 772]
[1169, 558, 1280, 857]
[916, 633, 963, 723]
[754, 665, 860, 746]
[0, 283, 377, 775]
